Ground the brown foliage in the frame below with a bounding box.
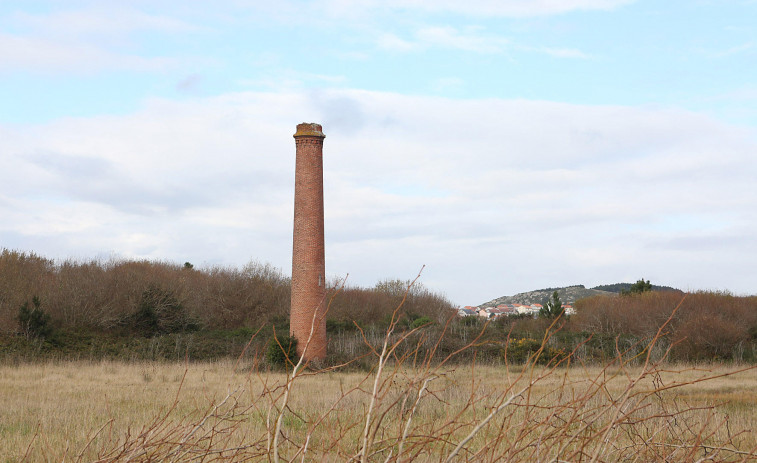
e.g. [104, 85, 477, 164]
[326, 279, 453, 327]
[574, 291, 757, 361]
[0, 250, 451, 338]
[0, 250, 292, 334]
[0, 250, 54, 333]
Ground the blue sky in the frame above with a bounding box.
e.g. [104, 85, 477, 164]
[1, 0, 756, 304]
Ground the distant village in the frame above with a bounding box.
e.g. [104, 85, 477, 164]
[458, 303, 575, 319]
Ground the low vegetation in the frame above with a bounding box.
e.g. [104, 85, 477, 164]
[3, 302, 757, 461]
[0, 249, 452, 364]
[573, 290, 757, 362]
[2, 249, 757, 460]
[2, 249, 757, 365]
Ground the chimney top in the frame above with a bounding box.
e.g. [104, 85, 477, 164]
[294, 122, 325, 138]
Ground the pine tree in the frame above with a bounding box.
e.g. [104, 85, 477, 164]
[621, 278, 653, 295]
[539, 291, 564, 318]
[17, 296, 53, 340]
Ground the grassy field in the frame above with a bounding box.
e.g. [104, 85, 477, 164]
[2, 357, 757, 462]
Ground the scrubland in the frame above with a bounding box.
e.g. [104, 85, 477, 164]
[3, 249, 757, 460]
[3, 249, 757, 365]
[4, 307, 757, 463]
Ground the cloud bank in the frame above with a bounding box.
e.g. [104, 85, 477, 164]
[2, 89, 755, 303]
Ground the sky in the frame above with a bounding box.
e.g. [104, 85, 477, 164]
[1, 0, 756, 305]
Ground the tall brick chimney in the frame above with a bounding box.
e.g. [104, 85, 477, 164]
[290, 122, 327, 360]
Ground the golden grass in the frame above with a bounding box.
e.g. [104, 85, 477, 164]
[1, 360, 756, 462]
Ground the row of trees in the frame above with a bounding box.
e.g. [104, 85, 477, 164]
[0, 249, 452, 340]
[572, 290, 757, 360]
[3, 249, 756, 364]
[0, 250, 292, 334]
[494, 288, 757, 362]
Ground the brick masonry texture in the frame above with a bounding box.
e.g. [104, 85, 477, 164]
[290, 123, 327, 360]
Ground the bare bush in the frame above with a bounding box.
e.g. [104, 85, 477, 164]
[574, 291, 757, 362]
[0, 250, 451, 342]
[0, 250, 54, 334]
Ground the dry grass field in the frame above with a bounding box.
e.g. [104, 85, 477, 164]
[2, 357, 757, 462]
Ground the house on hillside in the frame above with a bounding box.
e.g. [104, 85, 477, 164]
[489, 308, 508, 318]
[499, 307, 518, 316]
[513, 303, 535, 315]
[478, 307, 495, 319]
[457, 307, 477, 317]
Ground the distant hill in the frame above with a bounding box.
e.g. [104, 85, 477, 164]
[479, 285, 614, 307]
[479, 282, 683, 307]
[591, 283, 682, 293]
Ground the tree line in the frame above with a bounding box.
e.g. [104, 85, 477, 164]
[0, 249, 453, 363]
[2, 248, 756, 365]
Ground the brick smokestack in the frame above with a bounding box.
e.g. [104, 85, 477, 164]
[290, 122, 327, 360]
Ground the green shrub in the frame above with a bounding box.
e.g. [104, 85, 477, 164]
[17, 296, 53, 340]
[266, 334, 298, 369]
[410, 315, 433, 330]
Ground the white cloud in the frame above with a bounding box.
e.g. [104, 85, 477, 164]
[0, 33, 175, 73]
[0, 7, 197, 73]
[377, 26, 510, 54]
[2, 89, 755, 303]
[321, 0, 636, 17]
[9, 8, 199, 38]
[535, 46, 591, 59]
[417, 26, 510, 53]
[238, 71, 348, 93]
[377, 33, 419, 52]
[0, 2, 602, 76]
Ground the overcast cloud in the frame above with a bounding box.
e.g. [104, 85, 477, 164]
[1, 0, 755, 304]
[2, 90, 755, 303]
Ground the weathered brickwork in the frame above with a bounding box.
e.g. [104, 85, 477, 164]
[290, 123, 327, 360]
